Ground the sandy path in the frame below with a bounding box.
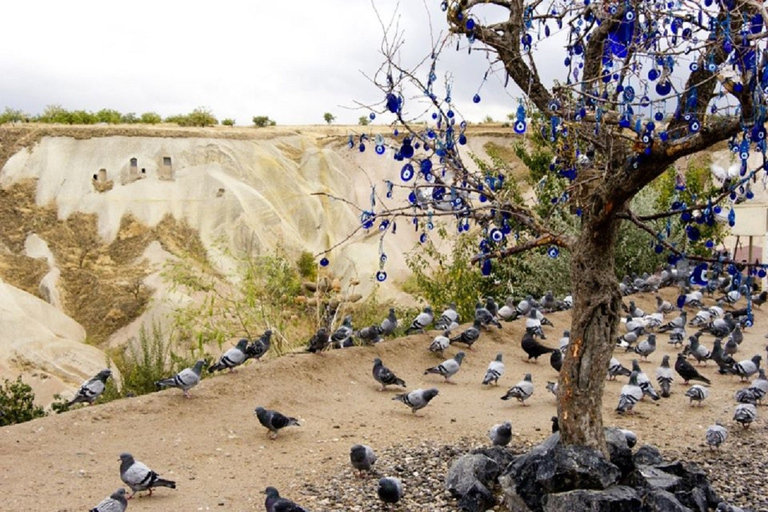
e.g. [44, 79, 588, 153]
[1, 290, 766, 511]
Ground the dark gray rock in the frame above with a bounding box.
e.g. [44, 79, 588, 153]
[628, 465, 681, 492]
[446, 453, 499, 497]
[458, 481, 496, 512]
[656, 461, 719, 511]
[605, 427, 634, 476]
[501, 434, 621, 511]
[641, 488, 693, 512]
[542, 485, 641, 512]
[471, 445, 519, 472]
[633, 445, 664, 466]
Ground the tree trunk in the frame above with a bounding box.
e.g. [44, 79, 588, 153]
[557, 208, 623, 455]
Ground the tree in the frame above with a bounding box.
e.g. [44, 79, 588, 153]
[222, 118, 235, 126]
[325, 1, 768, 453]
[359, 115, 370, 126]
[140, 112, 162, 124]
[186, 107, 217, 127]
[253, 115, 276, 127]
[95, 108, 122, 124]
[323, 112, 335, 125]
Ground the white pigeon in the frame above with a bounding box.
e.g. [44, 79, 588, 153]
[429, 330, 451, 356]
[482, 353, 505, 386]
[616, 372, 643, 415]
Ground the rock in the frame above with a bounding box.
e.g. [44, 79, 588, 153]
[501, 434, 621, 512]
[445, 453, 499, 497]
[542, 485, 641, 512]
[641, 488, 693, 512]
[457, 481, 496, 512]
[655, 461, 720, 511]
[471, 446, 519, 471]
[605, 427, 634, 476]
[628, 465, 681, 492]
[633, 445, 664, 466]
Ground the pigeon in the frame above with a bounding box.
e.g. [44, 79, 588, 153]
[524, 309, 545, 338]
[717, 502, 746, 512]
[706, 423, 728, 449]
[429, 330, 451, 356]
[620, 429, 638, 448]
[728, 326, 744, 346]
[632, 334, 657, 361]
[377, 477, 403, 505]
[618, 326, 644, 350]
[488, 421, 513, 446]
[631, 360, 660, 401]
[392, 388, 439, 414]
[750, 369, 768, 400]
[357, 325, 384, 345]
[521, 330, 556, 361]
[89, 488, 127, 512]
[674, 353, 711, 385]
[684, 336, 711, 365]
[424, 352, 465, 383]
[724, 336, 739, 356]
[350, 444, 377, 476]
[546, 381, 559, 396]
[656, 295, 675, 314]
[405, 306, 434, 334]
[685, 384, 709, 406]
[155, 360, 205, 398]
[616, 371, 643, 415]
[752, 290, 768, 308]
[434, 303, 460, 331]
[628, 300, 645, 318]
[667, 326, 686, 348]
[331, 315, 354, 347]
[498, 297, 518, 321]
[551, 416, 559, 433]
[67, 369, 112, 407]
[734, 387, 761, 404]
[643, 312, 664, 331]
[246, 330, 272, 361]
[476, 302, 502, 329]
[607, 357, 632, 380]
[449, 319, 481, 350]
[655, 355, 674, 398]
[727, 355, 762, 381]
[482, 353, 505, 386]
[208, 339, 250, 373]
[659, 311, 687, 333]
[372, 358, 406, 390]
[733, 403, 758, 428]
[501, 373, 534, 406]
[558, 330, 570, 353]
[254, 406, 300, 439]
[307, 327, 331, 354]
[711, 339, 737, 374]
[380, 308, 398, 336]
[264, 486, 308, 512]
[550, 349, 563, 372]
[119, 453, 176, 498]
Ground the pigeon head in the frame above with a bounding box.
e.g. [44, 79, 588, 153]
[661, 354, 670, 366]
[373, 358, 383, 366]
[97, 369, 113, 381]
[631, 360, 641, 372]
[454, 352, 466, 364]
[254, 406, 266, 417]
[264, 486, 280, 497]
[523, 373, 532, 382]
[628, 371, 639, 385]
[753, 355, 762, 366]
[423, 388, 440, 400]
[424, 306, 433, 314]
[236, 338, 249, 351]
[193, 360, 206, 373]
[494, 353, 503, 362]
[118, 452, 134, 464]
[111, 488, 127, 502]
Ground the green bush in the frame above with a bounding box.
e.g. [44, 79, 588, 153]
[95, 108, 122, 124]
[358, 116, 370, 126]
[140, 112, 162, 124]
[222, 118, 235, 127]
[323, 112, 335, 125]
[0, 107, 29, 124]
[0, 376, 46, 426]
[121, 112, 138, 124]
[296, 251, 317, 281]
[253, 115, 276, 127]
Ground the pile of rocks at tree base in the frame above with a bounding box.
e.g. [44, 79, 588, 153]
[448, 427, 744, 512]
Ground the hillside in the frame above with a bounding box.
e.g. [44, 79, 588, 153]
[1, 290, 767, 511]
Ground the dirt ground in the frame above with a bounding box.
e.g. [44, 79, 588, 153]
[1, 290, 766, 511]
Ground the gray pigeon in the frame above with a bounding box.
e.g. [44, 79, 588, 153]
[482, 353, 505, 386]
[392, 388, 439, 414]
[307, 327, 331, 354]
[380, 308, 398, 336]
[350, 444, 377, 476]
[264, 486, 308, 512]
[119, 453, 176, 498]
[706, 423, 728, 449]
[89, 488, 127, 512]
[405, 306, 434, 334]
[255, 406, 300, 439]
[616, 371, 643, 415]
[357, 325, 384, 345]
[476, 302, 502, 329]
[208, 339, 249, 373]
[608, 357, 631, 380]
[246, 330, 272, 361]
[67, 369, 112, 407]
[727, 355, 762, 381]
[424, 352, 465, 383]
[377, 477, 403, 505]
[685, 384, 709, 406]
[155, 360, 205, 398]
[633, 334, 657, 361]
[733, 403, 758, 428]
[497, 297, 518, 321]
[331, 315, 354, 347]
[449, 319, 481, 350]
[429, 331, 451, 356]
[655, 355, 674, 398]
[372, 358, 406, 390]
[632, 359, 660, 401]
[434, 303, 460, 331]
[501, 373, 534, 406]
[488, 421, 512, 446]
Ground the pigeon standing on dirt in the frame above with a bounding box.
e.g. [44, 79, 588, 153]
[674, 353, 711, 385]
[155, 360, 205, 398]
[501, 373, 534, 405]
[254, 406, 301, 439]
[655, 355, 674, 398]
[119, 453, 176, 498]
[524, 309, 545, 338]
[331, 315, 354, 347]
[488, 421, 512, 446]
[392, 388, 439, 414]
[449, 319, 482, 350]
[357, 325, 384, 345]
[727, 355, 762, 381]
[434, 304, 460, 331]
[550, 349, 563, 372]
[429, 330, 451, 356]
[482, 353, 505, 386]
[405, 306, 434, 334]
[89, 488, 127, 512]
[67, 369, 112, 407]
[246, 330, 272, 361]
[372, 358, 406, 390]
[706, 423, 728, 449]
[498, 297, 518, 321]
[264, 486, 308, 512]
[608, 357, 632, 380]
[307, 327, 331, 354]
[208, 339, 249, 373]
[377, 477, 403, 505]
[521, 330, 556, 361]
[476, 302, 502, 329]
[685, 384, 709, 406]
[424, 352, 466, 383]
[616, 371, 643, 415]
[380, 308, 398, 337]
[350, 444, 377, 476]
[733, 403, 758, 428]
[633, 334, 657, 361]
[631, 360, 660, 401]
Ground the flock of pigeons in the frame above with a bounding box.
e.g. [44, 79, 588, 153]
[72, 261, 767, 510]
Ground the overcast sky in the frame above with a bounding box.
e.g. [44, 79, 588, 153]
[0, 1, 556, 126]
